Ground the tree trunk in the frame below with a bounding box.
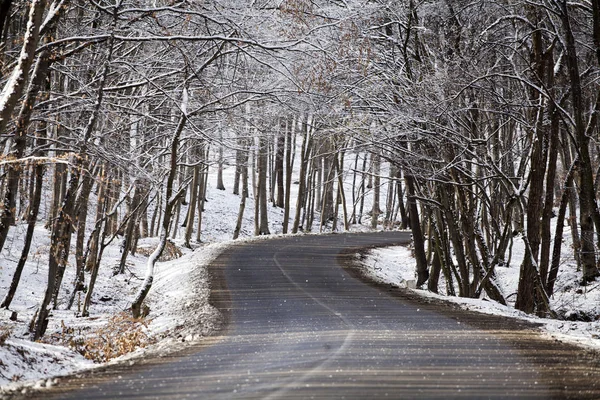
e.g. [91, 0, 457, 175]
[216, 137, 225, 191]
[334, 152, 349, 231]
[516, 12, 551, 313]
[275, 120, 285, 208]
[184, 165, 200, 247]
[47, 160, 67, 229]
[71, 165, 95, 302]
[559, 1, 599, 283]
[1, 125, 46, 309]
[0, 49, 50, 253]
[0, 0, 47, 135]
[233, 144, 249, 239]
[81, 218, 109, 317]
[33, 20, 115, 338]
[117, 183, 142, 274]
[397, 170, 409, 229]
[371, 152, 381, 229]
[292, 116, 312, 233]
[428, 243, 442, 294]
[257, 135, 270, 235]
[384, 165, 397, 228]
[320, 143, 335, 231]
[548, 164, 576, 296]
[539, 72, 560, 289]
[282, 116, 294, 233]
[405, 174, 429, 286]
[196, 147, 209, 243]
[132, 111, 187, 318]
[358, 153, 368, 224]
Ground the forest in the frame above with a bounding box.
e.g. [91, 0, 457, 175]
[1, 0, 600, 344]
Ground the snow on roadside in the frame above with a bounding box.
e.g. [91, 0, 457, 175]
[357, 242, 600, 351]
[0, 237, 232, 395]
[0, 150, 372, 394]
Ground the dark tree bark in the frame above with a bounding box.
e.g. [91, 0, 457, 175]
[132, 112, 188, 318]
[1, 113, 46, 310]
[33, 13, 115, 338]
[282, 116, 294, 233]
[70, 165, 96, 304]
[370, 151, 381, 229]
[117, 183, 143, 274]
[0, 37, 52, 252]
[233, 140, 249, 239]
[216, 138, 225, 191]
[548, 163, 576, 296]
[196, 152, 209, 243]
[184, 165, 200, 247]
[539, 63, 560, 290]
[293, 116, 312, 233]
[559, 0, 600, 283]
[516, 10, 553, 314]
[0, 0, 12, 43]
[257, 135, 270, 235]
[275, 120, 285, 208]
[320, 141, 335, 231]
[405, 174, 429, 286]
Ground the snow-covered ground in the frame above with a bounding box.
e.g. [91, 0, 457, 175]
[0, 147, 379, 395]
[2, 150, 599, 396]
[0, 233, 229, 395]
[357, 241, 600, 351]
[0, 161, 291, 394]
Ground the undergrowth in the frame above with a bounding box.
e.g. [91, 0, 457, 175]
[46, 312, 154, 362]
[137, 240, 183, 262]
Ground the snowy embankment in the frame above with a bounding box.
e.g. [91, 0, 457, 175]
[356, 242, 600, 350]
[0, 236, 228, 394]
[0, 163, 295, 394]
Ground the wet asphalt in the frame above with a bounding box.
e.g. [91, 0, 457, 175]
[29, 231, 600, 399]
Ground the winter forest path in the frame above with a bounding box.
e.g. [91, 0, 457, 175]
[37, 232, 600, 399]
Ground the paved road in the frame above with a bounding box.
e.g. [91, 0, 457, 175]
[38, 232, 600, 399]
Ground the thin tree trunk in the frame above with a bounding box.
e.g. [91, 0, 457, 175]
[216, 136, 225, 191]
[358, 153, 368, 224]
[292, 117, 312, 233]
[1, 128, 45, 309]
[548, 164, 575, 296]
[384, 165, 397, 228]
[371, 152, 381, 229]
[233, 147, 249, 239]
[71, 165, 95, 299]
[0, 0, 47, 135]
[196, 147, 208, 243]
[150, 191, 160, 238]
[184, 166, 200, 247]
[334, 152, 349, 231]
[351, 152, 359, 224]
[405, 174, 429, 286]
[117, 184, 142, 274]
[0, 49, 50, 253]
[282, 116, 294, 234]
[132, 111, 187, 318]
[275, 120, 285, 208]
[81, 214, 109, 317]
[257, 135, 270, 235]
[560, 1, 599, 283]
[33, 17, 115, 338]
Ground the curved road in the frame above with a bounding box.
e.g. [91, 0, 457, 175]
[40, 232, 600, 399]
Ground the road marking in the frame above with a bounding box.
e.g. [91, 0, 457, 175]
[265, 246, 356, 399]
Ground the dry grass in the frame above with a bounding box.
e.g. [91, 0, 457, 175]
[137, 240, 182, 262]
[47, 313, 154, 363]
[0, 324, 11, 346]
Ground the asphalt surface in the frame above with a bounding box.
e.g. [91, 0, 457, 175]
[32, 231, 600, 399]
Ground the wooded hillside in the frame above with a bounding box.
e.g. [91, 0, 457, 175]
[1, 0, 599, 340]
